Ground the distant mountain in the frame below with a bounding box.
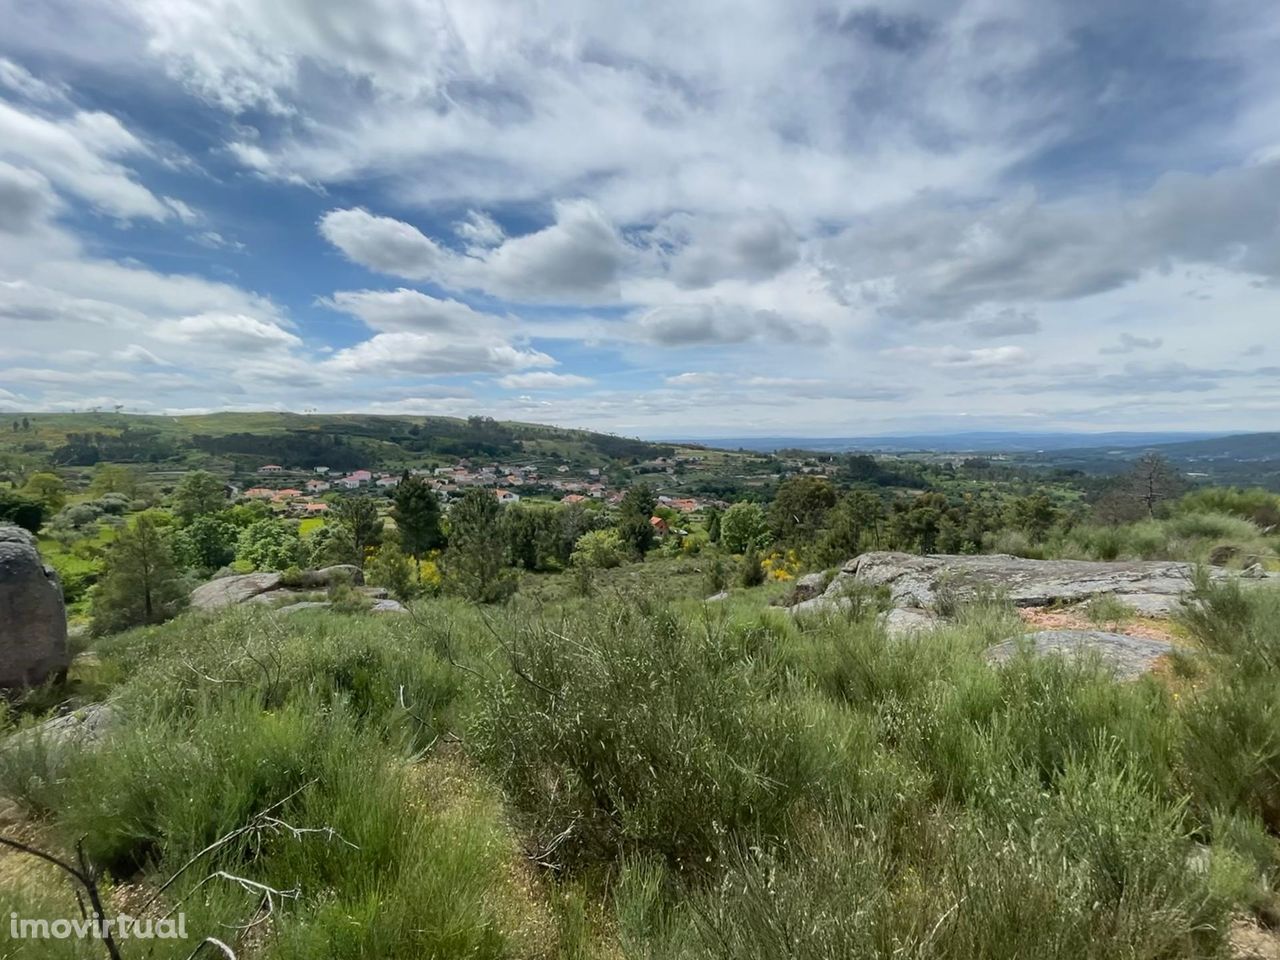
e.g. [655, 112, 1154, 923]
[1131, 432, 1280, 460]
[682, 431, 1231, 454]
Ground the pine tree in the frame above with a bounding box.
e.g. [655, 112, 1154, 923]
[392, 471, 444, 561]
[443, 488, 514, 603]
[333, 496, 382, 566]
[172, 470, 227, 522]
[617, 482, 657, 560]
[91, 512, 186, 635]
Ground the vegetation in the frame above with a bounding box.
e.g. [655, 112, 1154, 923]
[89, 511, 188, 635]
[443, 488, 515, 603]
[5, 572, 1280, 957]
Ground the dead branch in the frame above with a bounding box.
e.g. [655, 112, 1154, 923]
[0, 834, 125, 960]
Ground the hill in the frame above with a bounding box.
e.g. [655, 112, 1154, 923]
[1002, 432, 1280, 489]
[0, 411, 686, 474]
[685, 431, 1230, 453]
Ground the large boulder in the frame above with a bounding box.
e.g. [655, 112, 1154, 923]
[984, 630, 1175, 681]
[190, 571, 283, 611]
[796, 552, 1277, 617]
[294, 565, 364, 588]
[191, 565, 370, 612]
[0, 525, 69, 689]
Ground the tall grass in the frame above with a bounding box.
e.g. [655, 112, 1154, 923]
[6, 580, 1280, 957]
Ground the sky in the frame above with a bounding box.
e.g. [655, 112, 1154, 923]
[0, 0, 1278, 438]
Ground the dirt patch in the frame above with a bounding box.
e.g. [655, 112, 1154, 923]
[1017, 607, 1182, 644]
[1231, 916, 1280, 960]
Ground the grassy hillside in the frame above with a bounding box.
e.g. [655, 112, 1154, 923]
[4, 576, 1280, 957]
[0, 412, 688, 474]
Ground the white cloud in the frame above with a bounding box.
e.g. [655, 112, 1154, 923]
[319, 199, 627, 303]
[325, 331, 554, 377]
[318, 207, 450, 279]
[112, 343, 170, 365]
[0, 58, 67, 103]
[153, 312, 301, 351]
[635, 302, 829, 346]
[0, 98, 171, 219]
[0, 162, 58, 233]
[885, 345, 1029, 369]
[454, 210, 504, 250]
[497, 371, 593, 389]
[322, 287, 506, 333]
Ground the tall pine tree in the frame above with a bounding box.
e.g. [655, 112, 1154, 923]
[392, 471, 445, 561]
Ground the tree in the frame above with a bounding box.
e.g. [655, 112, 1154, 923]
[739, 547, 765, 587]
[90, 512, 186, 635]
[367, 538, 420, 603]
[443, 488, 514, 603]
[816, 490, 885, 565]
[888, 493, 949, 554]
[333, 496, 383, 566]
[556, 502, 605, 567]
[706, 506, 722, 544]
[172, 470, 227, 522]
[570, 529, 625, 570]
[1126, 454, 1187, 518]
[0, 490, 44, 533]
[769, 476, 837, 547]
[23, 473, 69, 512]
[236, 518, 303, 571]
[1096, 454, 1188, 522]
[88, 464, 144, 499]
[1007, 493, 1061, 541]
[504, 504, 559, 571]
[616, 482, 658, 560]
[172, 514, 238, 572]
[720, 501, 770, 554]
[392, 472, 445, 561]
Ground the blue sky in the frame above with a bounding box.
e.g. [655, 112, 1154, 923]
[0, 0, 1277, 437]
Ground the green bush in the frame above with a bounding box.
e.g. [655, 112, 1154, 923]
[469, 601, 817, 873]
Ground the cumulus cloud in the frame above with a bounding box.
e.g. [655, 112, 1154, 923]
[823, 161, 1280, 321]
[153, 312, 301, 351]
[0, 161, 57, 233]
[635, 303, 829, 346]
[318, 208, 450, 279]
[659, 210, 800, 289]
[497, 371, 593, 389]
[325, 331, 554, 376]
[885, 345, 1029, 369]
[0, 98, 171, 219]
[319, 200, 627, 303]
[454, 210, 504, 251]
[322, 288, 505, 334]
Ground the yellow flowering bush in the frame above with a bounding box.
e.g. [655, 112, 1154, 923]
[761, 548, 801, 581]
[418, 551, 444, 589]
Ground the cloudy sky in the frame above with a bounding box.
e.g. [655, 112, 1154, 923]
[1, 0, 1277, 437]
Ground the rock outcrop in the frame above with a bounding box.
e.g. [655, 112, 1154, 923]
[792, 551, 1276, 619]
[984, 629, 1175, 681]
[190, 565, 365, 612]
[0, 524, 69, 689]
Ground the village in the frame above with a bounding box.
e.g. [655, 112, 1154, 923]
[236, 455, 723, 528]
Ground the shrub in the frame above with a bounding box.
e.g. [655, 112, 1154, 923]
[469, 602, 817, 873]
[570, 529, 625, 570]
[720, 502, 769, 554]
